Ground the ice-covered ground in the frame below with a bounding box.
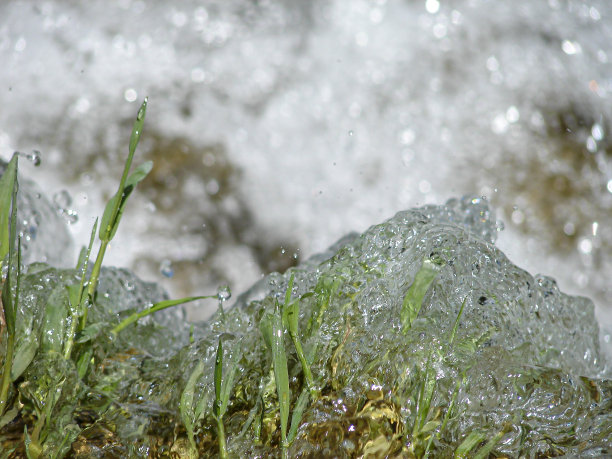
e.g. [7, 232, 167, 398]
[1, 0, 612, 344]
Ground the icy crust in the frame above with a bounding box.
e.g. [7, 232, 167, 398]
[152, 196, 609, 457]
[4, 198, 610, 457]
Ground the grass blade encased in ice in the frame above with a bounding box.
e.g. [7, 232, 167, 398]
[260, 301, 291, 454]
[401, 258, 440, 333]
[0, 153, 19, 416]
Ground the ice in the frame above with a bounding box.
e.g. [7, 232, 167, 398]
[2, 194, 611, 455]
[0, 158, 73, 267]
[161, 197, 609, 456]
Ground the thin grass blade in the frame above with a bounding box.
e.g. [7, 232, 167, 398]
[219, 342, 240, 417]
[454, 431, 486, 458]
[448, 296, 467, 344]
[288, 388, 309, 444]
[413, 355, 437, 436]
[99, 161, 152, 241]
[111, 295, 215, 334]
[214, 338, 223, 418]
[401, 258, 440, 333]
[260, 303, 290, 447]
[180, 361, 205, 449]
[0, 153, 18, 266]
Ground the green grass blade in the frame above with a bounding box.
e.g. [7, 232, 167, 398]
[283, 272, 317, 399]
[413, 355, 437, 436]
[288, 388, 309, 444]
[99, 161, 152, 241]
[283, 272, 294, 308]
[219, 343, 240, 417]
[449, 296, 467, 344]
[0, 153, 18, 267]
[65, 217, 98, 354]
[214, 338, 223, 418]
[401, 258, 440, 333]
[286, 300, 316, 398]
[180, 361, 205, 450]
[99, 98, 147, 241]
[111, 295, 215, 335]
[40, 285, 70, 353]
[129, 98, 147, 159]
[0, 155, 19, 334]
[88, 99, 149, 307]
[0, 165, 20, 415]
[423, 375, 464, 458]
[454, 431, 486, 458]
[306, 276, 340, 336]
[260, 302, 290, 449]
[472, 430, 505, 459]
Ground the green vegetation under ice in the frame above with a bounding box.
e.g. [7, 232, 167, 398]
[0, 102, 611, 458]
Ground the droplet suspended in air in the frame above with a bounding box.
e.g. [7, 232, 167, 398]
[217, 285, 231, 302]
[160, 259, 174, 278]
[16, 150, 42, 166]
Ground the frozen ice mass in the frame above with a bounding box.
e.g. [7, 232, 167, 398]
[2, 189, 611, 456]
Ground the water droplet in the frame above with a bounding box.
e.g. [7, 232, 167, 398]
[63, 209, 78, 224]
[137, 97, 148, 120]
[561, 40, 581, 55]
[506, 106, 520, 123]
[124, 88, 138, 102]
[591, 123, 604, 141]
[16, 150, 41, 166]
[578, 238, 592, 254]
[28, 150, 42, 166]
[418, 180, 431, 194]
[348, 130, 354, 137]
[160, 259, 174, 278]
[53, 190, 78, 223]
[206, 179, 219, 195]
[586, 136, 597, 153]
[511, 209, 524, 225]
[217, 285, 231, 302]
[425, 0, 440, 14]
[124, 280, 135, 291]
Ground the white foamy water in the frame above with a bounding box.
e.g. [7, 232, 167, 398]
[1, 0, 611, 347]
